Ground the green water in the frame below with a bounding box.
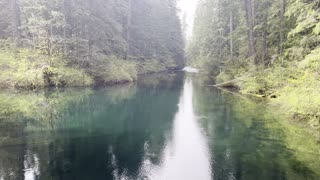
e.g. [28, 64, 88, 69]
[0, 73, 320, 180]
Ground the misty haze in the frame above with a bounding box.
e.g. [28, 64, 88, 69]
[0, 0, 320, 179]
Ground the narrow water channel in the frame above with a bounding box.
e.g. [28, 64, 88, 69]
[134, 79, 211, 180]
[0, 73, 319, 180]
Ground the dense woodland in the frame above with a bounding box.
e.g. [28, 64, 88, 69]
[1, 0, 320, 128]
[0, 0, 184, 88]
[188, 0, 320, 128]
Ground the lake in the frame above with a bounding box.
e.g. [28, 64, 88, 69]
[0, 72, 320, 180]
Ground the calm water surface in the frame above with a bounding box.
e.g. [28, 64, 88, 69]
[0, 73, 320, 180]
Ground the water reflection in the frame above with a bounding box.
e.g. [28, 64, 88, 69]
[138, 80, 212, 180]
[23, 151, 40, 180]
[0, 73, 320, 180]
[107, 79, 212, 180]
[193, 84, 320, 180]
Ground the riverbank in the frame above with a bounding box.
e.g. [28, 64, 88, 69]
[213, 62, 320, 130]
[0, 49, 178, 90]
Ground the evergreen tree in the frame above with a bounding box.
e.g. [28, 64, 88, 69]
[0, 0, 184, 88]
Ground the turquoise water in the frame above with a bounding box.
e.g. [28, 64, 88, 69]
[0, 73, 319, 180]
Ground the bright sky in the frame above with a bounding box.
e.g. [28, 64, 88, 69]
[177, 0, 199, 39]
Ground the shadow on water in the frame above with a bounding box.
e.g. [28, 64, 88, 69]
[0, 73, 320, 180]
[0, 73, 184, 180]
[193, 83, 320, 180]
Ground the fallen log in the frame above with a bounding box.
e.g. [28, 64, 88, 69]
[209, 79, 240, 88]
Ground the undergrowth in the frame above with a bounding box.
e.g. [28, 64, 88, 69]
[216, 47, 320, 129]
[0, 48, 172, 89]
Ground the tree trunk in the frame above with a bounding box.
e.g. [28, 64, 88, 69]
[62, 0, 70, 55]
[86, 0, 93, 63]
[217, 0, 223, 62]
[85, 24, 92, 63]
[10, 0, 21, 48]
[262, 18, 268, 65]
[46, 26, 52, 57]
[230, 11, 233, 60]
[262, 1, 269, 66]
[245, 0, 257, 64]
[125, 0, 132, 60]
[280, 0, 285, 56]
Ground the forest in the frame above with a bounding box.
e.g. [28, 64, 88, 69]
[0, 0, 184, 89]
[1, 0, 320, 128]
[2, 1, 320, 179]
[187, 0, 320, 128]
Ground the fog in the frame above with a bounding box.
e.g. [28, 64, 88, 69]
[178, 0, 199, 39]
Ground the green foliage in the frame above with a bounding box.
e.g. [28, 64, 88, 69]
[312, 22, 320, 35]
[0, 88, 93, 124]
[47, 67, 93, 87]
[237, 65, 300, 95]
[188, 0, 320, 129]
[89, 56, 137, 84]
[136, 59, 167, 74]
[216, 72, 233, 84]
[284, 46, 307, 62]
[187, 0, 249, 73]
[236, 51, 320, 128]
[194, 82, 320, 179]
[0, 0, 184, 90]
[0, 47, 178, 89]
[299, 48, 320, 71]
[273, 74, 320, 129]
[286, 0, 320, 38]
[0, 49, 93, 89]
[130, 0, 184, 68]
[273, 48, 320, 128]
[0, 49, 45, 89]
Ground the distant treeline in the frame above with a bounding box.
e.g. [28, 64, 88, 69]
[0, 0, 184, 88]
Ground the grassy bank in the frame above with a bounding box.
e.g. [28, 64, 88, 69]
[214, 48, 320, 129]
[0, 49, 93, 89]
[238, 71, 320, 129]
[0, 48, 172, 90]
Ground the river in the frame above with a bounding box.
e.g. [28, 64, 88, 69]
[0, 73, 319, 180]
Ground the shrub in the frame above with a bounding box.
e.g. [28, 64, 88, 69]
[216, 71, 233, 84]
[0, 49, 93, 89]
[234, 47, 320, 128]
[273, 74, 320, 128]
[136, 59, 167, 74]
[90, 56, 137, 84]
[46, 67, 93, 87]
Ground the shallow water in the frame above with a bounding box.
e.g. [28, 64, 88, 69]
[0, 73, 319, 180]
